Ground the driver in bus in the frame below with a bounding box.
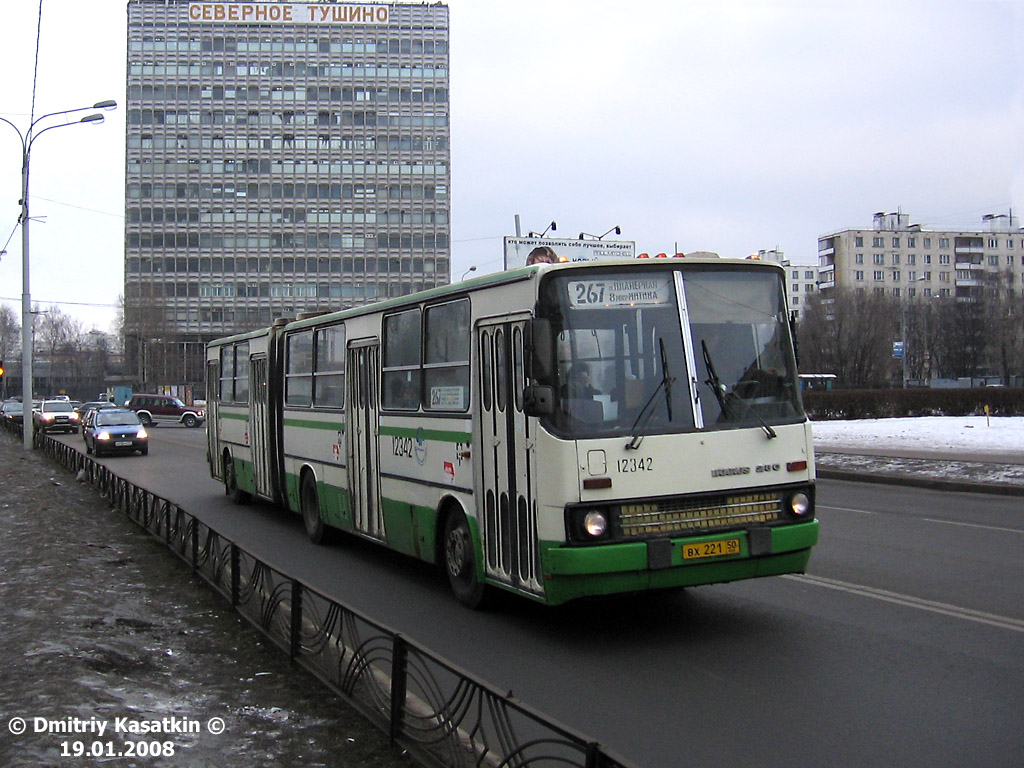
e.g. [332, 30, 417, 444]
[561, 362, 600, 400]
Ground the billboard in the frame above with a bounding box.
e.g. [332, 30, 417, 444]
[188, 3, 389, 25]
[503, 237, 636, 269]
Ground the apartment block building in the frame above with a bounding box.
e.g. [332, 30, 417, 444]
[816, 211, 1024, 301]
[753, 249, 819, 319]
[124, 1, 450, 381]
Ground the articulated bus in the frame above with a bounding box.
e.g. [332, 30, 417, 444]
[206, 258, 818, 607]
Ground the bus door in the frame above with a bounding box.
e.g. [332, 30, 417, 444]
[346, 340, 385, 541]
[206, 358, 221, 480]
[477, 318, 542, 596]
[249, 354, 273, 499]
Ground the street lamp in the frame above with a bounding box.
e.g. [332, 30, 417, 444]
[893, 272, 927, 389]
[578, 226, 621, 240]
[0, 99, 117, 450]
[460, 265, 477, 281]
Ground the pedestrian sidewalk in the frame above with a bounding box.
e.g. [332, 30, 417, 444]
[0, 432, 412, 768]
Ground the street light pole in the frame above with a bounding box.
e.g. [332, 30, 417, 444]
[1, 100, 117, 450]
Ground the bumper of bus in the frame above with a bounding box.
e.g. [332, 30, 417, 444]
[538, 520, 819, 605]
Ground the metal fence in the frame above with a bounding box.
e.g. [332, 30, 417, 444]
[24, 425, 639, 768]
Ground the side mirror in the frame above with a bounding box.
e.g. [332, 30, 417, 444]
[523, 385, 554, 416]
[525, 318, 553, 380]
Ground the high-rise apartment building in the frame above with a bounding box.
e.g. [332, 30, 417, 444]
[124, 0, 450, 384]
[817, 211, 1023, 302]
[752, 249, 818, 319]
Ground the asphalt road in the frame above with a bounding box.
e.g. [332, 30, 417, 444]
[56, 426, 1024, 768]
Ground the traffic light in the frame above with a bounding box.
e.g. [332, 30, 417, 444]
[0, 360, 5, 381]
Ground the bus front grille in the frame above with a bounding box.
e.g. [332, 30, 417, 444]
[618, 492, 781, 538]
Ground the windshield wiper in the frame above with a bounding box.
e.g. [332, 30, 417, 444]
[626, 337, 676, 450]
[701, 340, 776, 439]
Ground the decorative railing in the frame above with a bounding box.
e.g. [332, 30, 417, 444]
[27, 426, 639, 768]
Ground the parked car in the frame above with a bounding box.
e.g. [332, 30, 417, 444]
[1, 400, 24, 425]
[33, 399, 80, 434]
[82, 408, 149, 456]
[126, 394, 205, 428]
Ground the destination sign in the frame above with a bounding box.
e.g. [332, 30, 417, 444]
[567, 277, 673, 308]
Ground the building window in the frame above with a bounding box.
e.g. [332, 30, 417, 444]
[873, 237, 884, 247]
[892, 237, 900, 248]
[855, 236, 864, 247]
[855, 271, 864, 281]
[873, 271, 885, 281]
[923, 237, 931, 249]
[939, 237, 950, 248]
[892, 254, 900, 265]
[855, 253, 864, 264]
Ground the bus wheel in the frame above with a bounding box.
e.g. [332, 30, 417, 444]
[443, 511, 487, 608]
[301, 472, 326, 545]
[224, 453, 250, 505]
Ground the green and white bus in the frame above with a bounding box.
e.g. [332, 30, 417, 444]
[206, 257, 818, 607]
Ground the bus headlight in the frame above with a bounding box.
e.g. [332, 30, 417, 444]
[788, 491, 812, 518]
[567, 506, 612, 542]
[583, 510, 608, 537]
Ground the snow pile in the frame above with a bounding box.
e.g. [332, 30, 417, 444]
[811, 415, 1023, 454]
[810, 416, 1024, 488]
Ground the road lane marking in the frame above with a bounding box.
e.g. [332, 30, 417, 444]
[922, 518, 1024, 535]
[784, 574, 1024, 634]
[818, 505, 877, 515]
[821, 506, 1023, 534]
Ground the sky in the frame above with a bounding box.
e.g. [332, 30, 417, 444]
[0, 0, 1021, 335]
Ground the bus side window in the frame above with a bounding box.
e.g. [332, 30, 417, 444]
[424, 299, 469, 412]
[383, 308, 422, 410]
[285, 331, 313, 407]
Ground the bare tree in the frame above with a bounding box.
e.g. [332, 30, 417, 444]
[0, 304, 19, 362]
[36, 307, 87, 395]
[798, 288, 897, 387]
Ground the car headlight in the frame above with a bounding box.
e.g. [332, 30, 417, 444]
[137, 428, 148, 439]
[97, 431, 111, 441]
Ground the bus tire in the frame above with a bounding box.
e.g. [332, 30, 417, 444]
[443, 511, 487, 609]
[224, 452, 251, 505]
[301, 471, 326, 545]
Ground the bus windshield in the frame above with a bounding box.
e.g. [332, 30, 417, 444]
[537, 266, 803, 438]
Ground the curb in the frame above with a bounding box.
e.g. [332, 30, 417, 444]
[816, 466, 1024, 497]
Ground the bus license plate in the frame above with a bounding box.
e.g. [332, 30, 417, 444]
[682, 539, 741, 560]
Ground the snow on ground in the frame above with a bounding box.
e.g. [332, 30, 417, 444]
[811, 415, 1024, 455]
[810, 416, 1024, 488]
